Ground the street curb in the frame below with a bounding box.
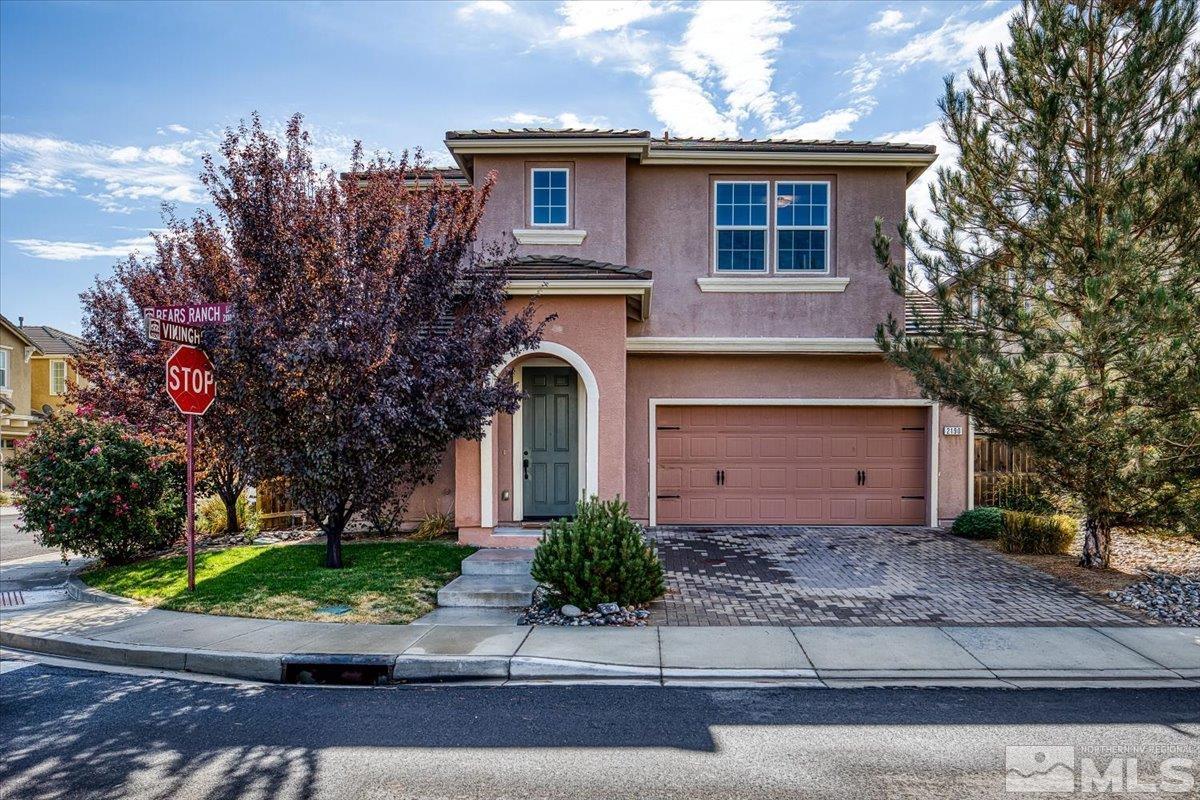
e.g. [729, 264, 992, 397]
[4, 625, 1198, 689]
[65, 576, 142, 606]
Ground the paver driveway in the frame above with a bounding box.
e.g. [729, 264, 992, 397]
[646, 526, 1141, 626]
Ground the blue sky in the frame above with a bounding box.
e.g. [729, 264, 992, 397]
[1, 0, 1017, 333]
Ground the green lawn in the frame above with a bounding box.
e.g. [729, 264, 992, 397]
[83, 541, 476, 624]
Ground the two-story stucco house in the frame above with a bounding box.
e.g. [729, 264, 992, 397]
[0, 314, 44, 492]
[404, 129, 970, 547]
[19, 322, 86, 415]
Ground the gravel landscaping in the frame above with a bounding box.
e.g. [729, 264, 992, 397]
[520, 586, 651, 626]
[1108, 571, 1200, 626]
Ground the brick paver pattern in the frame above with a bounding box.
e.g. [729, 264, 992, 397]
[646, 526, 1141, 626]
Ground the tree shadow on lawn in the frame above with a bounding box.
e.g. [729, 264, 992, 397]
[83, 541, 475, 625]
[2, 663, 1199, 800]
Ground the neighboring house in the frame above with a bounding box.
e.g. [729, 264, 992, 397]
[19, 322, 87, 414]
[0, 314, 43, 491]
[402, 128, 972, 547]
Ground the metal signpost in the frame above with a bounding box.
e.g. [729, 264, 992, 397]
[154, 307, 221, 592]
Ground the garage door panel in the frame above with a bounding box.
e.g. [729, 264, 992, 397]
[656, 405, 928, 525]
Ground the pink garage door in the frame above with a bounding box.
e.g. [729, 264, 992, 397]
[655, 405, 928, 525]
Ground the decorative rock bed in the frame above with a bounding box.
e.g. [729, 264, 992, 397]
[520, 586, 651, 626]
[1108, 570, 1200, 626]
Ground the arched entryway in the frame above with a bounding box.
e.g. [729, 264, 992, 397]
[480, 341, 599, 527]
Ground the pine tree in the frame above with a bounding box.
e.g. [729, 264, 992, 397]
[873, 0, 1200, 567]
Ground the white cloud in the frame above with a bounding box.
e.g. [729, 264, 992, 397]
[556, 1, 669, 39]
[774, 108, 864, 141]
[156, 123, 190, 135]
[648, 70, 738, 138]
[869, 9, 916, 34]
[888, 7, 1016, 70]
[672, 1, 793, 128]
[456, 0, 513, 20]
[495, 111, 611, 128]
[881, 118, 953, 222]
[0, 133, 204, 210]
[10, 234, 157, 261]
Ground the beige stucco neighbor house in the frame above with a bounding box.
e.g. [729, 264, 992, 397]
[0, 314, 43, 491]
[19, 323, 87, 415]
[402, 129, 971, 547]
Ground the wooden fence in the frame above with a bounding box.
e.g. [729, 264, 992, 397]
[973, 434, 1036, 508]
[255, 478, 307, 530]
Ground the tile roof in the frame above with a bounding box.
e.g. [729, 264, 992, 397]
[444, 127, 935, 154]
[905, 290, 957, 336]
[20, 325, 86, 355]
[506, 255, 652, 281]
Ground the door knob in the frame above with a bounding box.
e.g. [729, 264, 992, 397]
[523, 458, 529, 480]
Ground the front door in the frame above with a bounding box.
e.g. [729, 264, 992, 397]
[522, 367, 578, 519]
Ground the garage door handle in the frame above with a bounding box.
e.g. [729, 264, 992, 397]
[857, 469, 865, 486]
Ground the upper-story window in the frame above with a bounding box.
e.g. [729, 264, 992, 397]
[776, 182, 829, 273]
[714, 181, 768, 271]
[531, 168, 569, 226]
[50, 360, 67, 396]
[713, 179, 831, 274]
[0, 349, 8, 389]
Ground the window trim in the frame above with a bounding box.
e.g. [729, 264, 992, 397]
[0, 347, 9, 390]
[529, 167, 570, 228]
[50, 359, 67, 396]
[774, 180, 832, 275]
[712, 179, 770, 273]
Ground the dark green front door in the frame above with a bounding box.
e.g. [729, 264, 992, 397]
[522, 367, 578, 519]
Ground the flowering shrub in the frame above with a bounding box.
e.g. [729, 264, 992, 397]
[12, 411, 183, 564]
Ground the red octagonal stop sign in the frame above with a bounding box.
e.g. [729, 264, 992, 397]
[165, 345, 216, 415]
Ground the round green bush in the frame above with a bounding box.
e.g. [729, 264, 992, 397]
[12, 410, 183, 564]
[530, 496, 665, 610]
[950, 506, 1004, 539]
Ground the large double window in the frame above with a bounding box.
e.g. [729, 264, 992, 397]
[713, 180, 830, 273]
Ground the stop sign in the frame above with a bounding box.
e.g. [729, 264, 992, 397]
[165, 345, 216, 415]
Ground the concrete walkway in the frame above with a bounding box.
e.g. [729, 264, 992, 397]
[2, 591, 1196, 688]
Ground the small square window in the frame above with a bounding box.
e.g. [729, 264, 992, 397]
[531, 168, 568, 225]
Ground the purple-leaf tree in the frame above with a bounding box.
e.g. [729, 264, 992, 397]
[203, 114, 542, 568]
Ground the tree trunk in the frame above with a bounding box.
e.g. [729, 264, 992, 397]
[1079, 514, 1112, 568]
[215, 486, 241, 534]
[323, 505, 347, 569]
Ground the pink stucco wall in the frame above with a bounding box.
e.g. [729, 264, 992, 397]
[455, 294, 629, 544]
[472, 154, 628, 265]
[625, 353, 969, 524]
[625, 164, 908, 339]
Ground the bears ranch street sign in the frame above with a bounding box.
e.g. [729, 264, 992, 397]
[145, 303, 231, 326]
[165, 345, 216, 416]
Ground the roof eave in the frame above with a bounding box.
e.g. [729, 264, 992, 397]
[640, 149, 939, 171]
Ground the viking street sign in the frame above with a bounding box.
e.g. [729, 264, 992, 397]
[146, 317, 203, 347]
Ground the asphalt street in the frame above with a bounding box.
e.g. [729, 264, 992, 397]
[1, 657, 1197, 799]
[0, 511, 90, 591]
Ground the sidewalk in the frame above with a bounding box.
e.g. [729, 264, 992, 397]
[2, 587, 1197, 688]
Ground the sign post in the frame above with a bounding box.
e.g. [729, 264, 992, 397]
[164, 344, 217, 592]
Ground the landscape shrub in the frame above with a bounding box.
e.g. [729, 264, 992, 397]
[196, 492, 258, 537]
[408, 510, 454, 541]
[530, 496, 665, 610]
[992, 472, 1077, 515]
[998, 511, 1076, 555]
[11, 411, 183, 564]
[950, 506, 1004, 539]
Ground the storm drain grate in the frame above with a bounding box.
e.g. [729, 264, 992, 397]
[0, 591, 25, 608]
[282, 654, 393, 686]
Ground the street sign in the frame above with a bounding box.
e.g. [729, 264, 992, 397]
[146, 316, 203, 347]
[145, 303, 231, 327]
[165, 345, 216, 416]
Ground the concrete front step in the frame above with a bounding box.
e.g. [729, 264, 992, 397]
[437, 574, 538, 608]
[461, 549, 535, 576]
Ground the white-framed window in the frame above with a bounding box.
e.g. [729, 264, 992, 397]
[775, 181, 830, 273]
[714, 181, 769, 271]
[0, 348, 9, 389]
[530, 168, 569, 226]
[50, 360, 67, 396]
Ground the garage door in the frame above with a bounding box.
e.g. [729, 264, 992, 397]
[655, 405, 928, 525]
